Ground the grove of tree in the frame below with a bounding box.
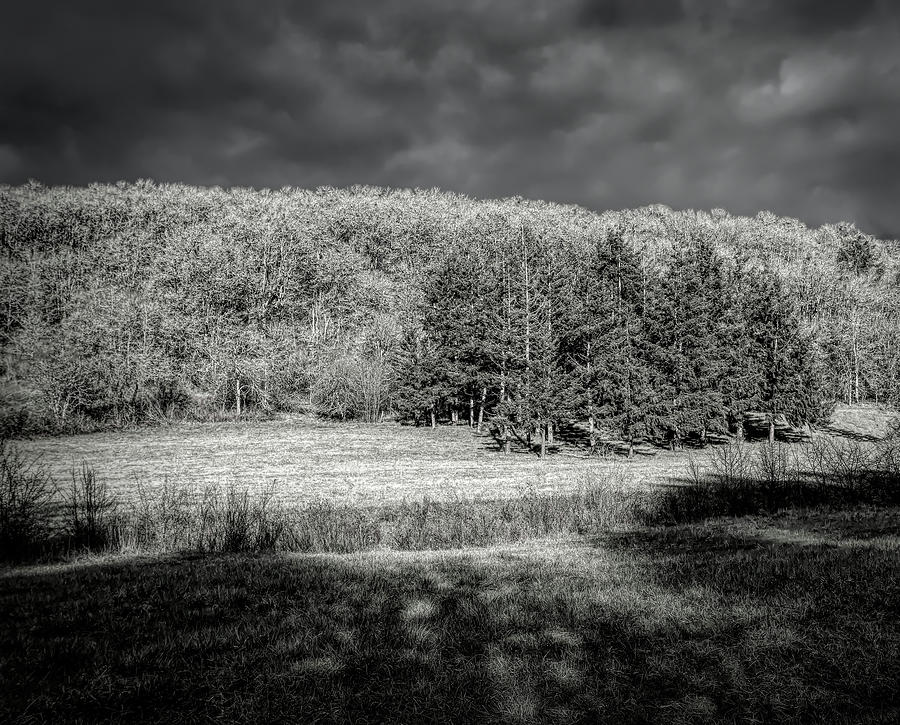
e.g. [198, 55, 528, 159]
[2, 181, 898, 453]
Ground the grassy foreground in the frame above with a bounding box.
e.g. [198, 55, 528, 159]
[2, 508, 899, 724]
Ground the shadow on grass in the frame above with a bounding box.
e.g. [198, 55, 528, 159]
[818, 424, 884, 444]
[640, 467, 900, 529]
[3, 507, 899, 724]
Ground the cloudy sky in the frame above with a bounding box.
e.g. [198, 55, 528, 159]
[2, 0, 899, 236]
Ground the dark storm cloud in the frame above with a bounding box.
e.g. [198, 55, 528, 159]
[2, 0, 899, 237]
[577, 0, 686, 29]
[728, 0, 880, 35]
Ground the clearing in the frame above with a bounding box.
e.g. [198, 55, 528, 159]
[11, 404, 897, 505]
[12, 417, 694, 505]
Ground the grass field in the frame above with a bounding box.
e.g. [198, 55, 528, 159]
[11, 417, 699, 506]
[2, 507, 898, 723]
[2, 405, 898, 722]
[10, 403, 898, 508]
[824, 403, 900, 440]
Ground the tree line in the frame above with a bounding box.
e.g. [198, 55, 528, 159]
[0, 181, 898, 448]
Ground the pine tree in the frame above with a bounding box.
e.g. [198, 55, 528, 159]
[391, 327, 444, 427]
[648, 229, 741, 447]
[742, 267, 830, 440]
[584, 227, 666, 457]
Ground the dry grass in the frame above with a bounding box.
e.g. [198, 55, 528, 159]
[824, 403, 900, 441]
[2, 508, 898, 723]
[10, 405, 898, 506]
[12, 405, 897, 509]
[12, 416, 696, 505]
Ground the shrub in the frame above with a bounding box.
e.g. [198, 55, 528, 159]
[199, 482, 289, 553]
[311, 353, 391, 422]
[123, 476, 197, 552]
[707, 441, 753, 488]
[65, 463, 119, 551]
[0, 407, 32, 439]
[0, 441, 56, 559]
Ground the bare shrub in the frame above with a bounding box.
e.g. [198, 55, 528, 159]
[875, 437, 900, 478]
[199, 482, 288, 552]
[803, 438, 876, 496]
[754, 442, 796, 491]
[311, 352, 391, 422]
[0, 441, 56, 558]
[871, 436, 900, 501]
[707, 442, 753, 489]
[66, 463, 119, 550]
[123, 477, 197, 552]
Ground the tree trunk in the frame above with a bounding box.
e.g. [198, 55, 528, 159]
[476, 387, 487, 432]
[430, 406, 436, 429]
[468, 395, 474, 428]
[540, 423, 548, 459]
[235, 378, 241, 416]
[768, 418, 775, 444]
[588, 415, 596, 456]
[547, 422, 554, 445]
[502, 422, 511, 454]
[628, 439, 634, 459]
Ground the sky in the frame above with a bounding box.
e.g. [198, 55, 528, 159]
[2, 0, 899, 237]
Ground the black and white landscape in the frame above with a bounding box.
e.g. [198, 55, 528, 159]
[1, 2, 899, 723]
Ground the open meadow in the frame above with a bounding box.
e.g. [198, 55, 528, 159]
[10, 403, 897, 508]
[11, 417, 697, 506]
[5, 11, 900, 719]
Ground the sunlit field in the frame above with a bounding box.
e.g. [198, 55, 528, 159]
[12, 417, 699, 506]
[11, 404, 897, 507]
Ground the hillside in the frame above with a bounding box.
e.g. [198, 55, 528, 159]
[1, 181, 898, 443]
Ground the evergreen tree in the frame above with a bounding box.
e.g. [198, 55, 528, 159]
[742, 267, 830, 441]
[391, 327, 444, 427]
[648, 230, 744, 447]
[585, 227, 667, 456]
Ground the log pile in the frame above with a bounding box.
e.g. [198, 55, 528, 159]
[741, 412, 811, 442]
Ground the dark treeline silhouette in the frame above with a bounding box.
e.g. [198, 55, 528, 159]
[1, 181, 898, 448]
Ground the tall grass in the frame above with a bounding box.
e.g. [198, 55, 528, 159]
[666, 437, 900, 520]
[2, 435, 898, 562]
[117, 479, 290, 554]
[113, 476, 643, 555]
